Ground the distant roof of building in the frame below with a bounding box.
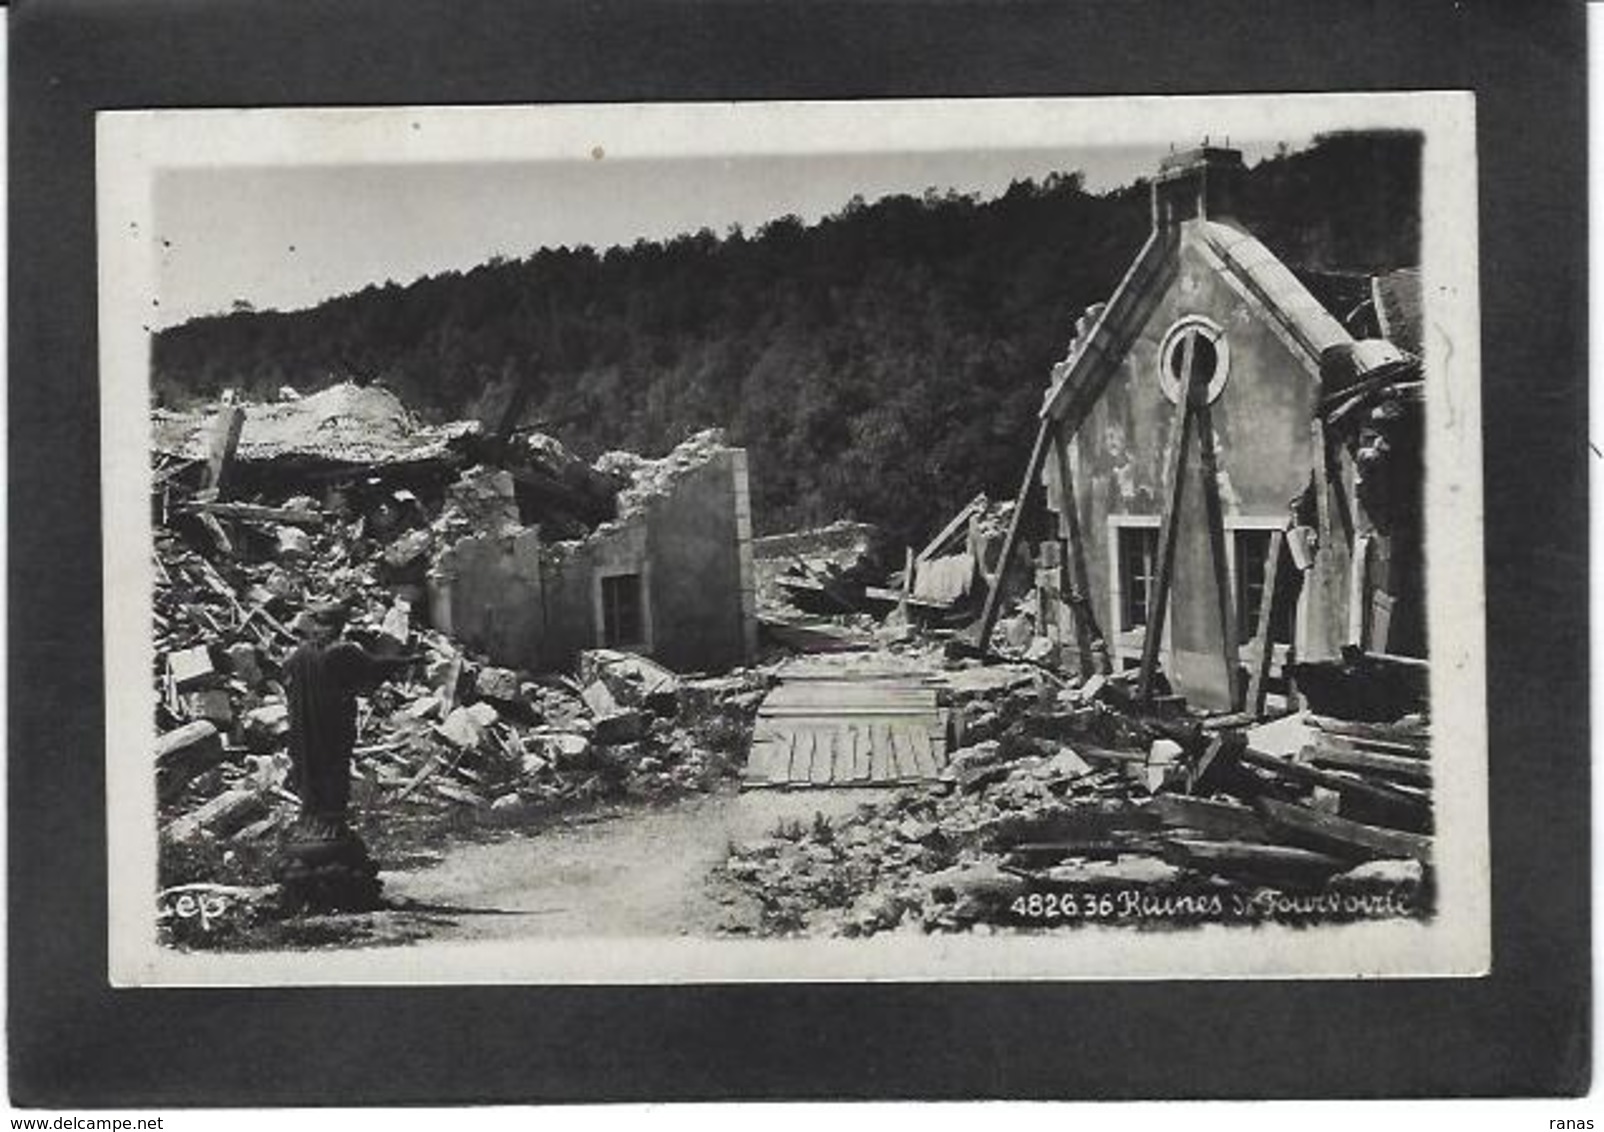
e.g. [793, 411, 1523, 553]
[1372, 266, 1423, 357]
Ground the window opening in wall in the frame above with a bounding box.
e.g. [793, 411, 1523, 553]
[1233, 529, 1296, 646]
[601, 573, 645, 648]
[1118, 526, 1160, 631]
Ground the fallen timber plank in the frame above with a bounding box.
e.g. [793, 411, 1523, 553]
[861, 586, 954, 611]
[1075, 744, 1148, 765]
[1238, 745, 1430, 828]
[181, 500, 325, 528]
[1305, 713, 1429, 750]
[918, 493, 987, 564]
[1162, 838, 1350, 880]
[1308, 729, 1429, 760]
[1255, 797, 1433, 863]
[1147, 794, 1273, 843]
[1306, 744, 1432, 787]
[1005, 841, 1125, 865]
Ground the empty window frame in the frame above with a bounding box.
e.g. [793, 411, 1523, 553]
[600, 572, 646, 648]
[1231, 526, 1295, 646]
[1117, 525, 1160, 631]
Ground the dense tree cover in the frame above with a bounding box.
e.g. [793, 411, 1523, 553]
[153, 132, 1419, 547]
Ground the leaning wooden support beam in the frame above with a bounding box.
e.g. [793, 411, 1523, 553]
[916, 494, 986, 564]
[1192, 401, 1243, 708]
[1244, 528, 1287, 718]
[976, 418, 1053, 652]
[1049, 427, 1099, 677]
[1137, 345, 1197, 701]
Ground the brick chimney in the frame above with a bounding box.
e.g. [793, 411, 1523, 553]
[1151, 144, 1245, 229]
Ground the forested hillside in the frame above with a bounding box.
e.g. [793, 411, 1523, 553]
[153, 131, 1420, 546]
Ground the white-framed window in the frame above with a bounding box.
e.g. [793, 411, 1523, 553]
[1106, 514, 1294, 670]
[1107, 515, 1163, 666]
[1224, 517, 1295, 676]
[1117, 525, 1160, 631]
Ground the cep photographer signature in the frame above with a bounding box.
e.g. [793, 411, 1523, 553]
[156, 883, 254, 931]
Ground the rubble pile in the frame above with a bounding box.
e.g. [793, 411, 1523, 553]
[151, 391, 772, 916]
[758, 494, 1025, 641]
[719, 665, 1432, 937]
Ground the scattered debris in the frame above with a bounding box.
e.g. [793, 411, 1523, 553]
[152, 388, 778, 946]
[720, 650, 1433, 937]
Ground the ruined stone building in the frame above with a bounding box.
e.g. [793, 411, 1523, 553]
[155, 385, 759, 679]
[430, 432, 760, 675]
[1039, 146, 1425, 711]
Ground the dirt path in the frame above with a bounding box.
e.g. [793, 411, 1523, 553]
[381, 787, 891, 940]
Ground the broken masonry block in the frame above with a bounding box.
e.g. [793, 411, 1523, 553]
[379, 598, 411, 647]
[182, 688, 234, 729]
[581, 680, 623, 718]
[168, 645, 217, 693]
[242, 701, 290, 752]
[437, 703, 499, 750]
[225, 642, 263, 688]
[527, 729, 594, 770]
[276, 525, 312, 557]
[427, 652, 465, 713]
[382, 529, 434, 573]
[474, 666, 523, 705]
[592, 709, 645, 747]
[154, 720, 225, 801]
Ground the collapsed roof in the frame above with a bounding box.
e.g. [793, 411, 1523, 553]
[153, 382, 479, 473]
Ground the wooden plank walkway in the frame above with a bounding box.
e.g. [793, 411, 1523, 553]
[744, 676, 951, 788]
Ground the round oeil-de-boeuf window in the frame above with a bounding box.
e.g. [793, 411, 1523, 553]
[1157, 316, 1230, 405]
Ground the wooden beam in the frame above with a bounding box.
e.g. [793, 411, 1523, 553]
[1049, 426, 1098, 676]
[182, 500, 325, 528]
[916, 494, 986, 564]
[1192, 400, 1244, 709]
[1245, 528, 1286, 718]
[976, 417, 1053, 652]
[1306, 744, 1432, 787]
[1137, 348, 1197, 702]
[1162, 837, 1349, 877]
[1256, 796, 1433, 863]
[1237, 745, 1430, 830]
[1148, 793, 1272, 843]
[201, 404, 246, 498]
